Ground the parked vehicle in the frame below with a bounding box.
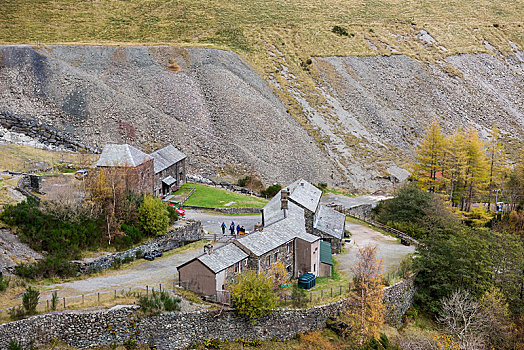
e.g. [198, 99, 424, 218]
[167, 201, 185, 217]
[74, 169, 88, 179]
[143, 253, 155, 261]
[152, 250, 163, 258]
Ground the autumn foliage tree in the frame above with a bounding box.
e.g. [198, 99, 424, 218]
[341, 245, 385, 345]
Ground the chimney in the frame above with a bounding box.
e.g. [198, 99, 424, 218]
[204, 244, 214, 255]
[281, 188, 290, 218]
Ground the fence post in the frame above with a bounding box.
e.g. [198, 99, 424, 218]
[159, 283, 162, 292]
[146, 285, 148, 296]
[63, 297, 66, 309]
[114, 290, 117, 299]
[46, 300, 49, 312]
[310, 292, 312, 302]
[172, 282, 175, 292]
[331, 288, 333, 297]
[339, 286, 342, 295]
[82, 295, 84, 304]
[98, 292, 100, 303]
[321, 290, 323, 299]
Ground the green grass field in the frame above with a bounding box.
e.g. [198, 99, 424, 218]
[177, 183, 268, 208]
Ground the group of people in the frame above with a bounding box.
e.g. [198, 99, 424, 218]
[221, 221, 245, 235]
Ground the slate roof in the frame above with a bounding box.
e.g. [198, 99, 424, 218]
[319, 241, 333, 266]
[149, 144, 186, 174]
[96, 144, 152, 167]
[162, 176, 176, 186]
[235, 208, 319, 256]
[287, 179, 322, 213]
[314, 205, 346, 240]
[262, 178, 322, 226]
[180, 243, 249, 274]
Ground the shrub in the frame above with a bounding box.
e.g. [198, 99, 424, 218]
[166, 206, 179, 224]
[204, 338, 222, 349]
[332, 25, 349, 36]
[8, 340, 22, 350]
[138, 195, 169, 236]
[9, 306, 25, 320]
[51, 291, 58, 311]
[138, 290, 181, 314]
[261, 184, 281, 198]
[0, 274, 10, 292]
[228, 270, 277, 323]
[23, 286, 40, 315]
[291, 283, 308, 308]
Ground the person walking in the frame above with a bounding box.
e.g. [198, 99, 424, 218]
[221, 222, 226, 235]
[230, 222, 235, 236]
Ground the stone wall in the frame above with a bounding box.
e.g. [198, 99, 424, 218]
[383, 275, 416, 327]
[182, 205, 262, 215]
[0, 110, 97, 152]
[0, 277, 415, 349]
[73, 220, 203, 275]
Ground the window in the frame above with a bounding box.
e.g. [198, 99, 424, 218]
[287, 242, 292, 255]
[235, 262, 240, 273]
[313, 264, 316, 272]
[266, 255, 271, 266]
[274, 252, 278, 262]
[286, 265, 292, 273]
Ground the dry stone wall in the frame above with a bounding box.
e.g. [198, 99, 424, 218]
[0, 110, 97, 152]
[73, 220, 203, 275]
[0, 277, 415, 349]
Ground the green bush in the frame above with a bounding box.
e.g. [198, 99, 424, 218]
[291, 283, 308, 308]
[138, 195, 169, 236]
[8, 340, 23, 350]
[261, 184, 281, 199]
[51, 291, 58, 311]
[204, 338, 222, 349]
[332, 25, 349, 36]
[138, 290, 181, 314]
[22, 286, 40, 315]
[9, 306, 25, 320]
[166, 206, 179, 224]
[229, 270, 277, 323]
[0, 274, 10, 292]
[15, 257, 76, 280]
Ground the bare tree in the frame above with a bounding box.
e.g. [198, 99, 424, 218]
[438, 289, 488, 350]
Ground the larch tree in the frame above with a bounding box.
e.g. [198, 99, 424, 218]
[443, 129, 468, 205]
[413, 120, 446, 192]
[342, 245, 385, 345]
[460, 128, 488, 212]
[485, 125, 507, 212]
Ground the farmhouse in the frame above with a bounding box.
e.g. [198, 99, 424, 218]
[95, 143, 186, 196]
[177, 179, 344, 297]
[149, 144, 187, 196]
[95, 143, 155, 194]
[262, 179, 346, 253]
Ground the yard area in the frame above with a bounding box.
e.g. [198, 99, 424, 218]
[176, 183, 268, 208]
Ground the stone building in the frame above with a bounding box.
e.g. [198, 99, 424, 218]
[95, 143, 155, 194]
[262, 179, 346, 253]
[177, 201, 324, 297]
[149, 144, 187, 196]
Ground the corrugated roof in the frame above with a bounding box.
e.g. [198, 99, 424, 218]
[314, 205, 346, 239]
[96, 144, 152, 167]
[149, 144, 186, 174]
[196, 243, 249, 274]
[236, 207, 319, 256]
[319, 241, 333, 265]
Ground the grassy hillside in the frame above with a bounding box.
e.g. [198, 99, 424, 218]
[1, 0, 521, 59]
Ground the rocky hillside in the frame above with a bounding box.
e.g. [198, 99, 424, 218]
[0, 44, 523, 191]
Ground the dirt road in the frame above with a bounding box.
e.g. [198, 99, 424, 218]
[337, 221, 415, 277]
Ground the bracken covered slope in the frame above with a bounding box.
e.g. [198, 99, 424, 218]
[0, 44, 523, 191]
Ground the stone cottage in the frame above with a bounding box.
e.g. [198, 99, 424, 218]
[177, 201, 325, 297]
[95, 143, 155, 194]
[262, 179, 346, 253]
[149, 144, 187, 196]
[95, 143, 186, 196]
